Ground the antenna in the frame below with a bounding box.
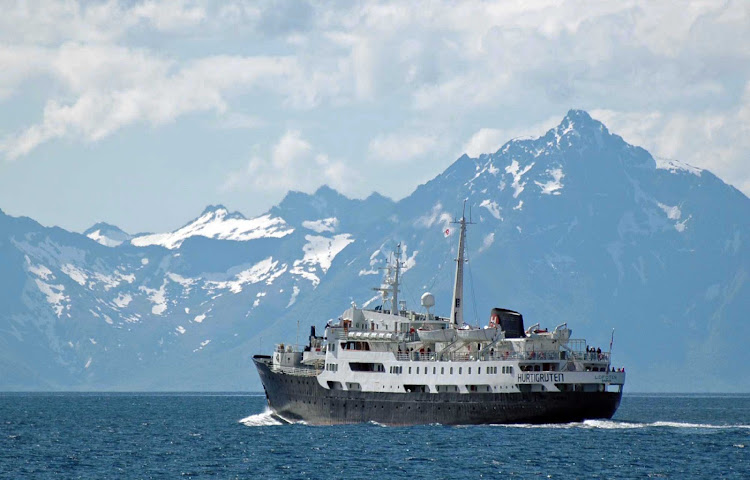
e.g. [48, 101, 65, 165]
[371, 242, 403, 316]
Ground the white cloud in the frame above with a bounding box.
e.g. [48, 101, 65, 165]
[0, 0, 208, 45]
[368, 132, 439, 164]
[0, 0, 749, 213]
[131, 1, 206, 31]
[590, 87, 750, 194]
[463, 129, 507, 158]
[221, 130, 356, 196]
[462, 117, 561, 157]
[1, 45, 297, 158]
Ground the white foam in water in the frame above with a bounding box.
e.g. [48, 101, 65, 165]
[239, 408, 284, 427]
[491, 420, 750, 430]
[649, 421, 750, 430]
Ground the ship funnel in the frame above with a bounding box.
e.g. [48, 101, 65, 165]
[491, 308, 525, 338]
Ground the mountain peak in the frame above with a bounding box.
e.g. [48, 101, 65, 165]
[313, 185, 348, 201]
[84, 222, 132, 247]
[198, 204, 246, 221]
[83, 221, 129, 236]
[201, 204, 228, 214]
[557, 109, 609, 137]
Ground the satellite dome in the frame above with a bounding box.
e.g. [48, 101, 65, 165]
[420, 292, 435, 308]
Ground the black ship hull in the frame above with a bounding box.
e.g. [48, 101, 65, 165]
[253, 356, 623, 426]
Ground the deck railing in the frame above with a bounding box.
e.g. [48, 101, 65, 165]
[394, 350, 610, 363]
[270, 365, 322, 376]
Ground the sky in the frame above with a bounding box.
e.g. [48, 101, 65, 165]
[1, 0, 748, 234]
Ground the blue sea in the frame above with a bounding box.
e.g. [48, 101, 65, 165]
[1, 393, 747, 479]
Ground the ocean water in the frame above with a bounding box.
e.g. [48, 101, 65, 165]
[1, 393, 747, 479]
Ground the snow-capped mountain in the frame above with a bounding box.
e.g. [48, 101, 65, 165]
[84, 222, 132, 247]
[130, 205, 294, 249]
[1, 111, 747, 392]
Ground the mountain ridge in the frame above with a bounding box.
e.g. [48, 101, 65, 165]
[1, 110, 748, 392]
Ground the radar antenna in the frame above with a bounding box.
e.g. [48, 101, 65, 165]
[372, 243, 403, 316]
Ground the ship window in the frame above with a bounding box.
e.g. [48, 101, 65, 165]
[350, 362, 385, 372]
[478, 367, 481, 374]
[450, 367, 453, 374]
[433, 367, 436, 374]
[409, 367, 412, 374]
[468, 367, 471, 374]
[416, 367, 420, 374]
[459, 367, 462, 374]
[441, 367, 444, 374]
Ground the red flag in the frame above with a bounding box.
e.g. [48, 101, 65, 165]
[444, 228, 450, 236]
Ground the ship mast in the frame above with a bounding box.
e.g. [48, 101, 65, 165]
[450, 202, 472, 328]
[373, 243, 403, 316]
[391, 243, 401, 315]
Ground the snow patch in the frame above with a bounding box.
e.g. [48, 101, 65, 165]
[92, 271, 134, 291]
[286, 285, 300, 308]
[291, 234, 354, 285]
[176, 326, 186, 334]
[657, 202, 681, 220]
[141, 258, 149, 265]
[505, 160, 534, 198]
[657, 202, 690, 232]
[655, 158, 702, 176]
[61, 264, 88, 286]
[302, 217, 339, 233]
[479, 200, 502, 220]
[479, 233, 495, 253]
[513, 200, 524, 211]
[415, 203, 452, 231]
[87, 230, 124, 247]
[113, 293, 132, 308]
[675, 217, 690, 232]
[194, 339, 211, 352]
[84, 357, 92, 369]
[27, 258, 53, 280]
[534, 168, 565, 195]
[206, 257, 286, 293]
[131, 210, 294, 249]
[34, 279, 68, 317]
[400, 245, 418, 272]
[139, 280, 168, 315]
[194, 314, 206, 323]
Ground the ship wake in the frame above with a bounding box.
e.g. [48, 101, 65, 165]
[490, 420, 750, 430]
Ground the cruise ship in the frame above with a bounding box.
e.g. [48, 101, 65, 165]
[253, 207, 625, 425]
